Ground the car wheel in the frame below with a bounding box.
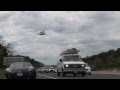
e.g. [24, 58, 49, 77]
[57, 69, 60, 76]
[62, 69, 66, 76]
[81, 72, 85, 77]
[57, 72, 60, 76]
[5, 74, 11, 79]
[89, 72, 91, 75]
[30, 76, 36, 79]
[62, 72, 66, 76]
[6, 76, 10, 79]
[30, 74, 36, 79]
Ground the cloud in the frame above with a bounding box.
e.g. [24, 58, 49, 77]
[0, 11, 120, 64]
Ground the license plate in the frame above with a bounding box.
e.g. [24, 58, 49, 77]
[17, 73, 23, 76]
[74, 71, 78, 73]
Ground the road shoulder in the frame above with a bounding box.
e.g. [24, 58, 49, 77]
[92, 71, 120, 75]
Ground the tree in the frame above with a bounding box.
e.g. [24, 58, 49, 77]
[0, 38, 15, 68]
[21, 56, 44, 68]
[83, 48, 120, 70]
[0, 44, 8, 67]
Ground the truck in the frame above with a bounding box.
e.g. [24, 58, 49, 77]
[57, 48, 86, 77]
[3, 57, 25, 67]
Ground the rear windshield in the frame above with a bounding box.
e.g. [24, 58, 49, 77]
[10, 62, 32, 68]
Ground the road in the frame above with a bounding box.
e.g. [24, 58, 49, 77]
[36, 72, 120, 79]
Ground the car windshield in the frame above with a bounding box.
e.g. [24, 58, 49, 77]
[63, 55, 82, 61]
[10, 62, 32, 68]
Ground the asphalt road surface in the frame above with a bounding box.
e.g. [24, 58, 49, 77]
[36, 72, 120, 79]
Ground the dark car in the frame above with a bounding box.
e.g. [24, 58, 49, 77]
[5, 62, 36, 79]
[90, 65, 96, 71]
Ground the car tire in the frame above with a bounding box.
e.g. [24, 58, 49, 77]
[30, 73, 36, 79]
[62, 69, 66, 77]
[30, 75, 36, 79]
[6, 76, 10, 79]
[89, 72, 91, 75]
[5, 74, 11, 79]
[57, 72, 60, 76]
[57, 69, 60, 76]
[81, 72, 85, 77]
[62, 72, 66, 76]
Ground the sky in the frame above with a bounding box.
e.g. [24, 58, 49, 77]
[0, 11, 120, 65]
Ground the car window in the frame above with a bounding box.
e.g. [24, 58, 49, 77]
[10, 62, 32, 68]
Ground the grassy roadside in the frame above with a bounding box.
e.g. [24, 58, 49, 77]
[0, 68, 5, 79]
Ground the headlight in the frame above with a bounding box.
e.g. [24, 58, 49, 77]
[81, 64, 85, 68]
[6, 68, 11, 72]
[28, 67, 34, 71]
[65, 64, 69, 67]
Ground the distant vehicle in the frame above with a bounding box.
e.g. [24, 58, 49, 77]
[38, 31, 46, 35]
[85, 63, 91, 75]
[48, 67, 55, 72]
[38, 67, 49, 73]
[5, 62, 36, 79]
[57, 49, 86, 77]
[90, 65, 96, 71]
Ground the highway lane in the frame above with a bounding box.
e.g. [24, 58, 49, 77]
[37, 72, 120, 79]
[3, 71, 120, 79]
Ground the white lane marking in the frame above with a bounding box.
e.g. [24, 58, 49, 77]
[39, 74, 57, 79]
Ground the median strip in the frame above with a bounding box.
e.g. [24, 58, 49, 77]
[39, 74, 57, 79]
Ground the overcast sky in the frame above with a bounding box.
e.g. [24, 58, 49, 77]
[0, 11, 120, 65]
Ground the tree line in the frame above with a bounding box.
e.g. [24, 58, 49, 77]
[83, 48, 120, 70]
[0, 37, 44, 68]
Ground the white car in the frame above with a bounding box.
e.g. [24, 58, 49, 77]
[85, 63, 91, 75]
[54, 68, 57, 73]
[48, 67, 55, 72]
[57, 60, 86, 77]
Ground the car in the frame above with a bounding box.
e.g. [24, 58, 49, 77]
[57, 53, 86, 77]
[85, 63, 91, 75]
[90, 65, 96, 71]
[37, 67, 49, 73]
[48, 67, 55, 72]
[54, 68, 57, 73]
[5, 62, 36, 79]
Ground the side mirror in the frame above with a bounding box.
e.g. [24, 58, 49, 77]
[60, 59, 63, 62]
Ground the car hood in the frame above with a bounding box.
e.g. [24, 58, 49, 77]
[63, 61, 85, 64]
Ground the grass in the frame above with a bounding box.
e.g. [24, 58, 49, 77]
[0, 68, 5, 79]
